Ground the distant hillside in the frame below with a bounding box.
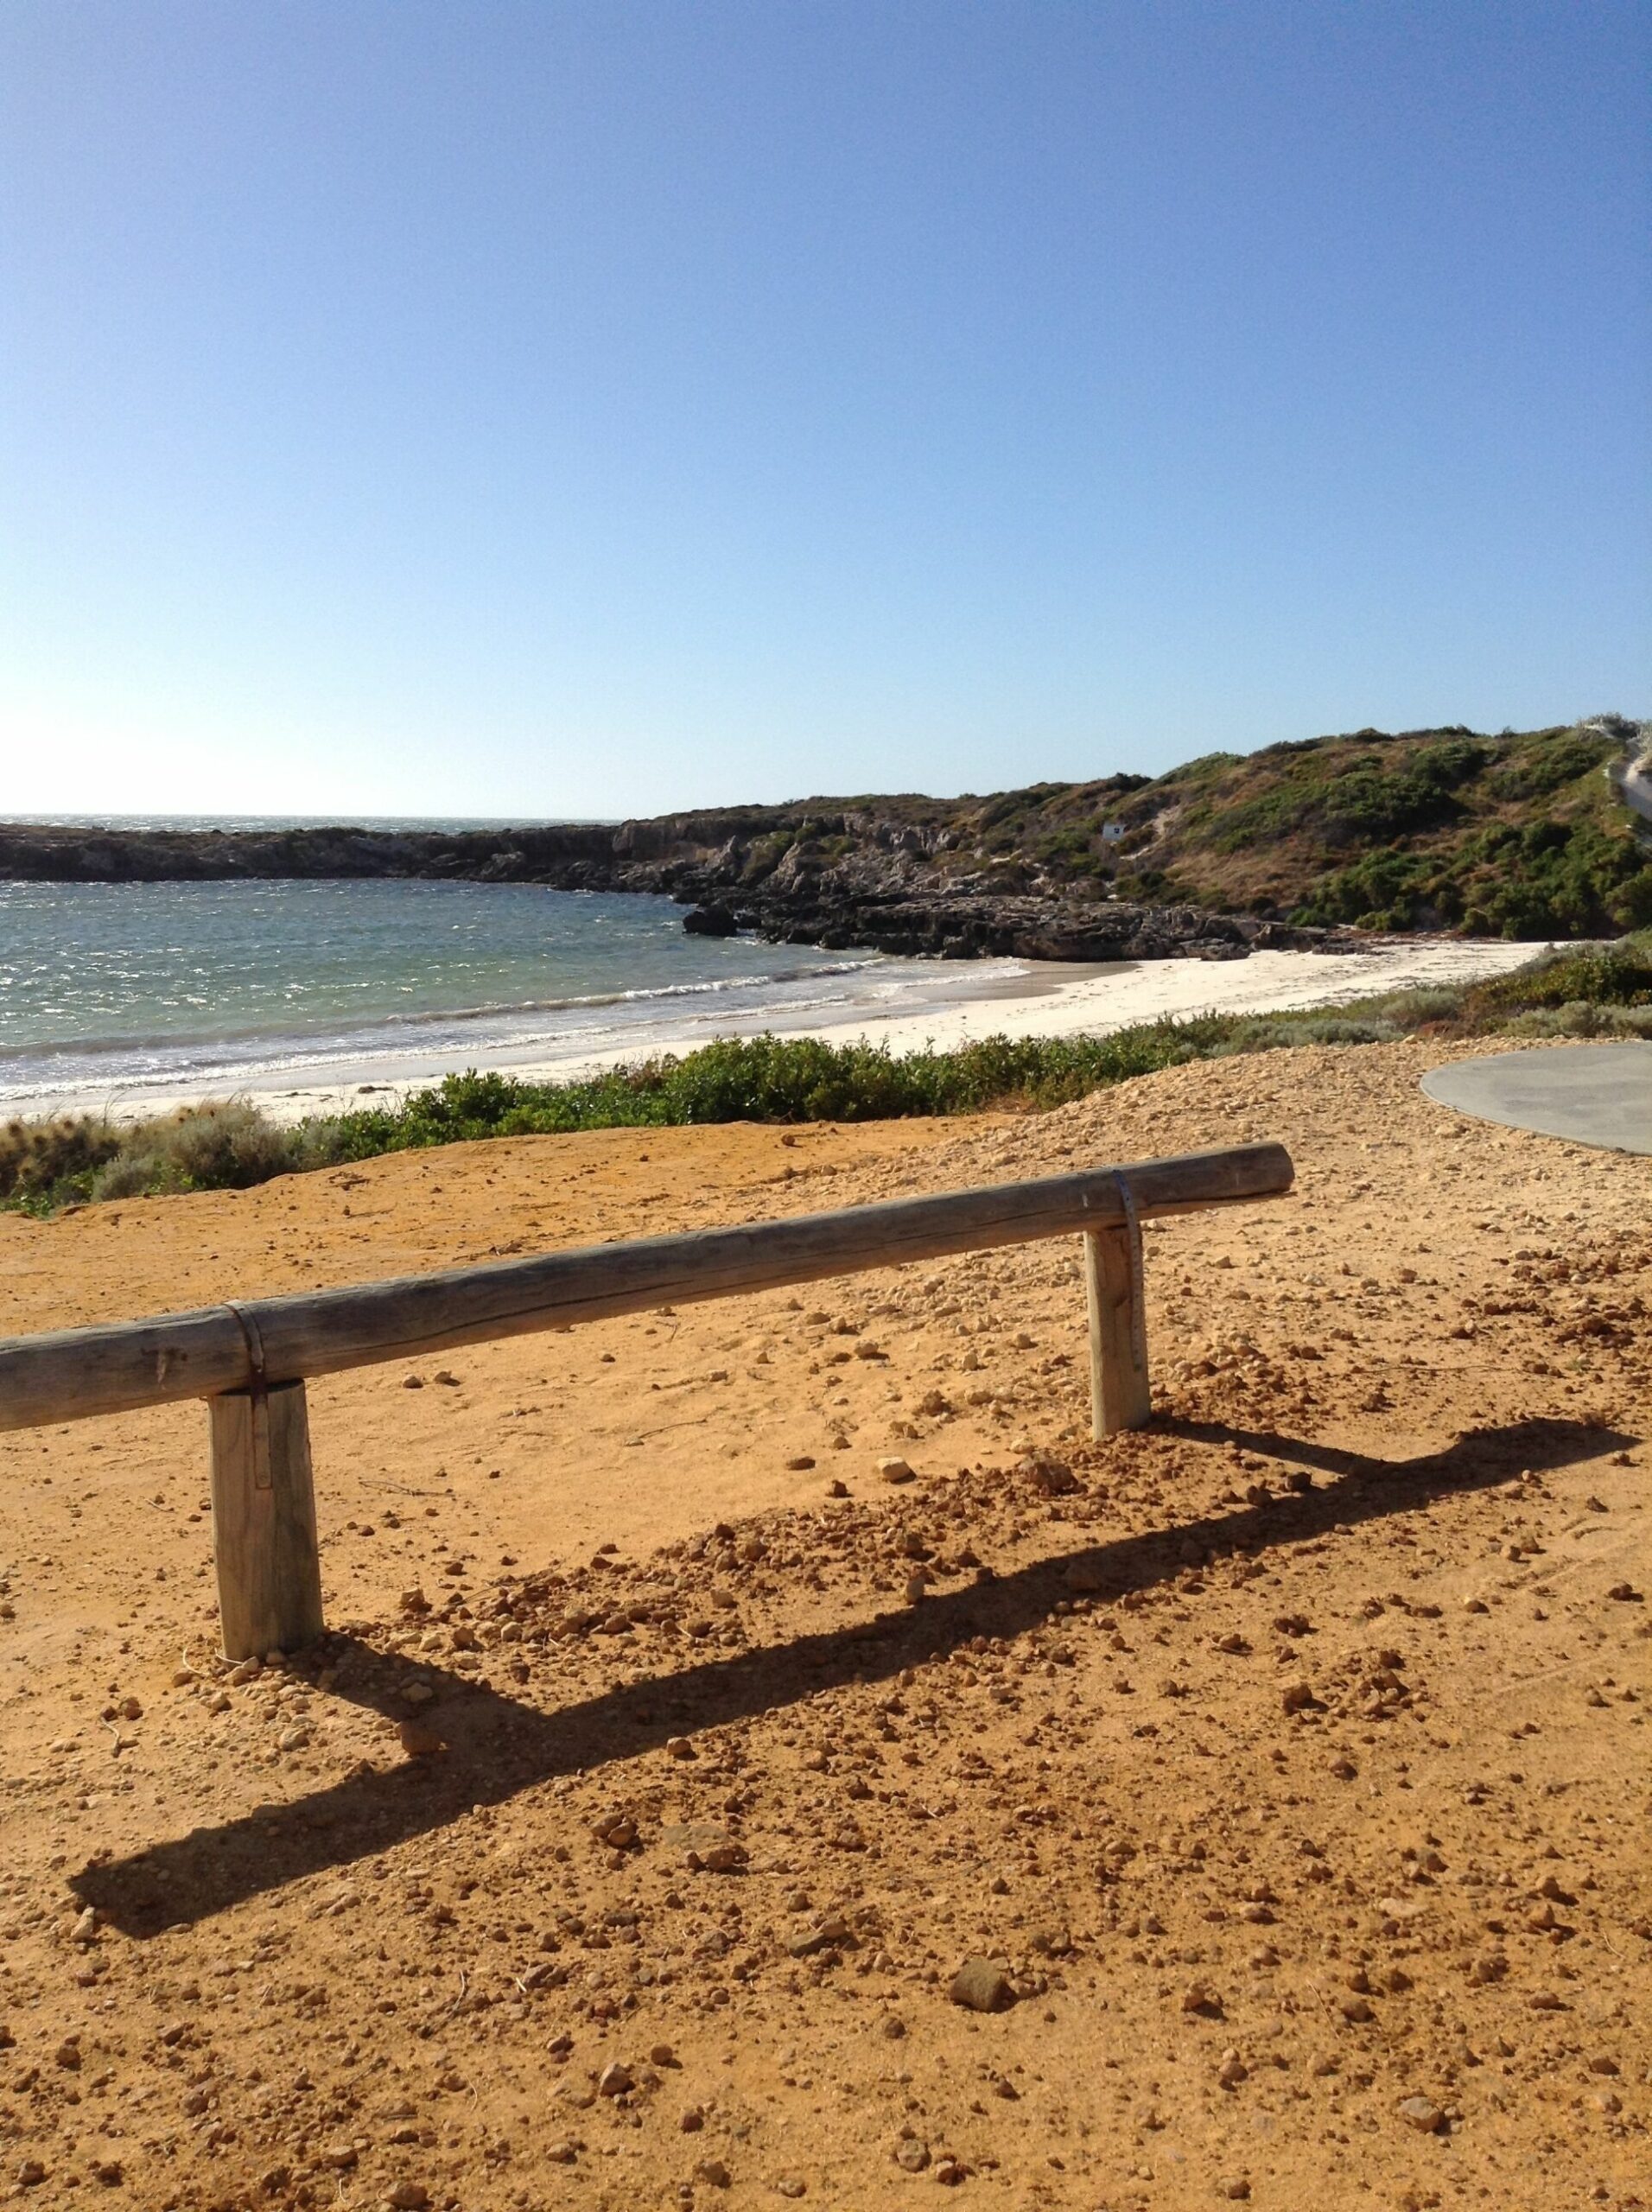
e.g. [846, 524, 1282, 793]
[761, 715, 1651, 938]
[3, 715, 1647, 946]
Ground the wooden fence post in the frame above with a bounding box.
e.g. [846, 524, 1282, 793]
[1084, 1222, 1151, 1439]
[208, 1380, 325, 1661]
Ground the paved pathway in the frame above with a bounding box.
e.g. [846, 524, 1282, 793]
[1421, 1042, 1652, 1155]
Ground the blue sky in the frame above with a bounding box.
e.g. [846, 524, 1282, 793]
[3, 1, 1648, 817]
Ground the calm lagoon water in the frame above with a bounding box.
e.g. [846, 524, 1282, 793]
[0, 875, 1029, 1114]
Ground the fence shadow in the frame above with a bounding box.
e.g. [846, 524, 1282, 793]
[74, 1414, 1633, 1935]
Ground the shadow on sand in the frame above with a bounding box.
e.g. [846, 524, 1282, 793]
[75, 1414, 1634, 1935]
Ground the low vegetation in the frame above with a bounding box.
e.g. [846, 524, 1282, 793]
[3, 936, 1648, 1217]
[922, 715, 1652, 937]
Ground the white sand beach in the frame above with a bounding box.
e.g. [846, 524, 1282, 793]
[15, 935, 1542, 1127]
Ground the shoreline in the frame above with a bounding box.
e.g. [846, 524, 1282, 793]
[4, 936, 1542, 1128]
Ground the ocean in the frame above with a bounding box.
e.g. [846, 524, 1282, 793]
[0, 845, 1037, 1117]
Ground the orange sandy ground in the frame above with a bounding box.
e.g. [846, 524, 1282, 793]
[0, 1039, 1647, 2212]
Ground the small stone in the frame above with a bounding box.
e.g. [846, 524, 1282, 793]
[666, 1736, 696, 1761]
[1218, 2183, 1252, 2202]
[1605, 1582, 1640, 1602]
[1021, 1454, 1077, 1497]
[277, 1726, 309, 1752]
[932, 2157, 966, 2187]
[878, 1457, 916, 1485]
[950, 1956, 1015, 2012]
[598, 2061, 634, 2097]
[545, 2140, 579, 2164]
[1181, 1981, 1222, 2017]
[1281, 1681, 1315, 1713]
[402, 1374, 424, 1389]
[788, 1914, 852, 1958]
[386, 2187, 430, 2211]
[54, 2039, 82, 2070]
[893, 2139, 931, 2173]
[680, 2107, 705, 2133]
[71, 1906, 98, 1944]
[785, 1456, 816, 1471]
[694, 2158, 732, 2188]
[881, 2016, 906, 2039]
[397, 1718, 446, 1758]
[827, 1478, 849, 1497]
[1397, 2095, 1444, 2133]
[1217, 2050, 1248, 2088]
[776, 2178, 808, 2199]
[16, 2161, 47, 2189]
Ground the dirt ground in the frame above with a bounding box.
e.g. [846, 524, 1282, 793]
[0, 1039, 1647, 2212]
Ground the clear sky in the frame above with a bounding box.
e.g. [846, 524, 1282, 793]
[3, 1, 1648, 818]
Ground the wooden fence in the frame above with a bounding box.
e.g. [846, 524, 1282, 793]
[0, 1141, 1293, 1660]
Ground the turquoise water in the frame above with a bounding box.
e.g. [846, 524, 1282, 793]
[0, 874, 1032, 1114]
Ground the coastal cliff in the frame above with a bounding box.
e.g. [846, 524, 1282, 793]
[3, 715, 1648, 951]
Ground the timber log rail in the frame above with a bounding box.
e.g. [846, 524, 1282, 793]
[0, 1141, 1293, 1662]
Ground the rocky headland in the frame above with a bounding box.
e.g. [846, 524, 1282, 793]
[0, 811, 1362, 963]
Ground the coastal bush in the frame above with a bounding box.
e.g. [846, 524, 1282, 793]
[87, 1102, 307, 1200]
[0, 1113, 123, 1205]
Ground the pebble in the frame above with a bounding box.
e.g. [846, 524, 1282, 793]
[397, 1718, 446, 1758]
[386, 2187, 430, 2210]
[878, 1457, 916, 1484]
[598, 2063, 635, 2097]
[949, 1957, 1014, 2012]
[788, 1914, 851, 1958]
[1020, 1454, 1078, 1497]
[1397, 2095, 1444, 2133]
[694, 2158, 732, 2188]
[893, 2139, 931, 2172]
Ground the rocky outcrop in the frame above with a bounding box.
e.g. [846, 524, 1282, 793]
[0, 813, 1368, 962]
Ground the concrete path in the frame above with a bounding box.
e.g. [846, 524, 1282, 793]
[1421, 1042, 1652, 1154]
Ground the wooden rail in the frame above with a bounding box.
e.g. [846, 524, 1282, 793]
[0, 1141, 1292, 1659]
